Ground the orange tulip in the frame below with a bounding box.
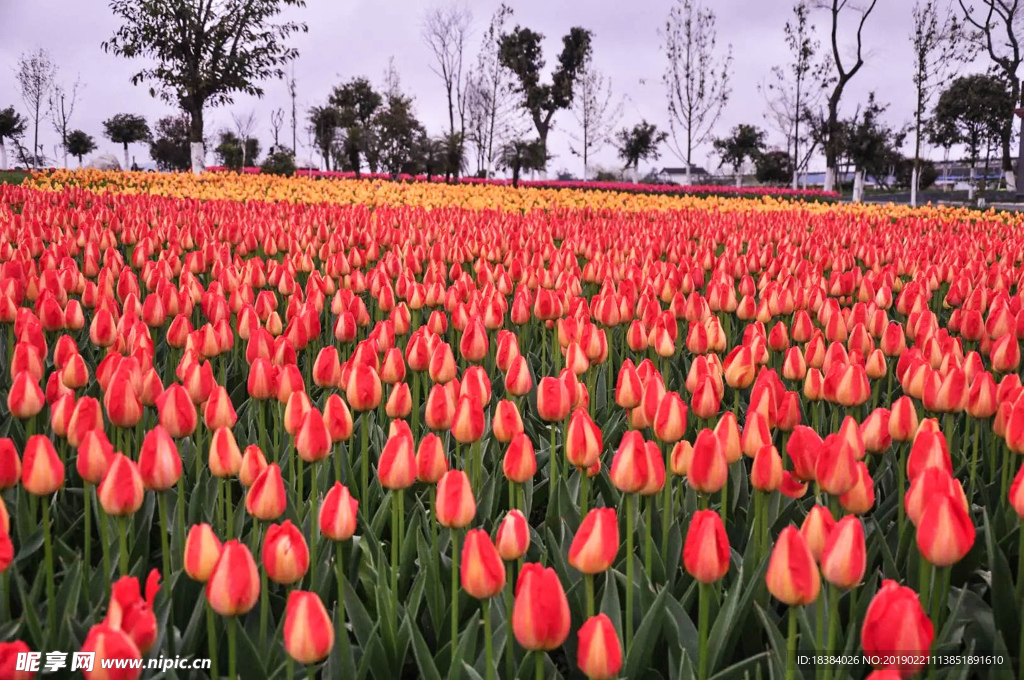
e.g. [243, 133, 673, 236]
[765, 526, 821, 606]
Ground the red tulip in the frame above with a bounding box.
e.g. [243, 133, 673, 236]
[184, 523, 222, 582]
[246, 463, 287, 521]
[263, 520, 310, 585]
[765, 526, 821, 606]
[206, 540, 260, 616]
[435, 470, 476, 528]
[512, 563, 571, 651]
[576, 613, 623, 680]
[80, 624, 142, 680]
[569, 508, 619, 574]
[683, 509, 730, 583]
[495, 509, 530, 561]
[861, 580, 934, 678]
[320, 482, 359, 541]
[284, 591, 335, 664]
[820, 516, 866, 589]
[21, 435, 64, 496]
[461, 528, 506, 599]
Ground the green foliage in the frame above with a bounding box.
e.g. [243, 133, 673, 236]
[148, 114, 192, 171]
[260, 148, 296, 176]
[929, 73, 1014, 165]
[713, 124, 767, 175]
[615, 120, 668, 171]
[102, 113, 150, 147]
[0, 106, 27, 143]
[64, 130, 97, 164]
[329, 78, 384, 176]
[498, 138, 548, 187]
[755, 149, 795, 185]
[894, 157, 938, 191]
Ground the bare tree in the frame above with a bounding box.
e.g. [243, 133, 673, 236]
[568, 62, 622, 179]
[49, 75, 81, 169]
[270, 107, 285, 150]
[958, 0, 1023, 192]
[663, 0, 734, 186]
[760, 1, 830, 188]
[910, 1, 968, 205]
[232, 110, 258, 166]
[289, 69, 298, 155]
[815, 0, 880, 193]
[422, 3, 472, 180]
[464, 3, 523, 177]
[15, 48, 57, 169]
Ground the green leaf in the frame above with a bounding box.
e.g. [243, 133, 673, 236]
[409, 612, 444, 680]
[753, 602, 786, 678]
[983, 509, 1019, 647]
[622, 586, 668, 679]
[235, 621, 269, 680]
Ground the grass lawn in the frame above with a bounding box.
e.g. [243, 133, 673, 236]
[0, 170, 29, 185]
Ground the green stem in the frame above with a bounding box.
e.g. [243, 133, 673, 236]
[176, 475, 186, 572]
[483, 598, 494, 680]
[626, 493, 635, 650]
[361, 412, 369, 507]
[158, 491, 171, 584]
[260, 558, 269, 644]
[206, 603, 219, 678]
[823, 586, 840, 680]
[84, 482, 92, 577]
[228, 615, 237, 680]
[535, 651, 544, 680]
[336, 541, 350, 673]
[898, 441, 907, 545]
[644, 494, 653, 575]
[721, 462, 730, 526]
[451, 528, 461, 661]
[42, 497, 56, 636]
[585, 573, 595, 619]
[310, 461, 319, 590]
[786, 606, 798, 680]
[505, 564, 515, 680]
[118, 515, 129, 576]
[969, 418, 980, 500]
[391, 491, 400, 613]
[698, 582, 711, 680]
[99, 505, 111, 593]
[661, 464, 672, 564]
[580, 471, 590, 518]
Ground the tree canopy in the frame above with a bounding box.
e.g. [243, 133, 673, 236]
[616, 120, 668, 171]
[929, 73, 1013, 165]
[149, 114, 192, 171]
[713, 124, 767, 175]
[65, 130, 97, 165]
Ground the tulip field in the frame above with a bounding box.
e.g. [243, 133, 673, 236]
[1, 168, 1023, 680]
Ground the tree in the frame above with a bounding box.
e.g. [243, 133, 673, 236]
[816, 0, 880, 193]
[761, 1, 829, 188]
[65, 130, 96, 167]
[375, 88, 426, 178]
[713, 124, 768, 186]
[616, 120, 668, 179]
[330, 78, 384, 177]
[843, 94, 907, 199]
[422, 4, 472, 181]
[261, 147, 296, 176]
[308, 106, 342, 171]
[930, 73, 1014, 198]
[568, 61, 622, 179]
[958, 0, 1024, 192]
[663, 0, 733, 186]
[103, 113, 151, 170]
[104, 0, 307, 174]
[499, 138, 548, 187]
[48, 75, 81, 169]
[755, 149, 795, 184]
[0, 107, 27, 171]
[499, 24, 593, 174]
[270, 108, 285, 150]
[231, 111, 259, 167]
[149, 114, 192, 171]
[909, 1, 967, 205]
[465, 4, 524, 177]
[895, 156, 938, 190]
[215, 130, 245, 169]
[16, 49, 57, 169]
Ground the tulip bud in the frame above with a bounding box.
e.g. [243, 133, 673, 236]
[888, 395, 919, 442]
[654, 391, 688, 443]
[504, 355, 533, 397]
[206, 540, 260, 616]
[239, 445, 268, 487]
[209, 427, 243, 478]
[8, 371, 44, 419]
[77, 430, 114, 486]
[815, 434, 857, 496]
[345, 364, 382, 412]
[138, 425, 182, 491]
[917, 492, 975, 567]
[0, 439, 19, 490]
[512, 563, 571, 651]
[751, 444, 783, 492]
[263, 520, 310, 585]
[98, 454, 145, 516]
[495, 509, 530, 561]
[156, 384, 198, 439]
[839, 461, 876, 515]
[492, 399, 524, 444]
[537, 376, 571, 422]
[284, 591, 335, 664]
[688, 429, 727, 494]
[320, 482, 359, 542]
[766, 525, 821, 606]
[80, 624, 142, 680]
[566, 408, 602, 469]
[324, 394, 354, 442]
[0, 641, 34, 680]
[569, 508, 619, 574]
[415, 433, 448, 483]
[576, 614, 623, 680]
[184, 523, 222, 582]
[683, 509, 730, 584]
[861, 580, 934, 678]
[451, 395, 485, 443]
[800, 505, 836, 563]
[503, 433, 537, 483]
[378, 431, 416, 490]
[21, 435, 64, 496]
[246, 463, 287, 521]
[435, 470, 476, 528]
[203, 385, 237, 430]
[820, 515, 866, 589]
[609, 430, 649, 493]
[461, 528, 506, 599]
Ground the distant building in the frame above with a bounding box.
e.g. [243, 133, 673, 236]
[656, 165, 712, 185]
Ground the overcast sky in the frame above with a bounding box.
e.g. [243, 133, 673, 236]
[0, 0, 992, 176]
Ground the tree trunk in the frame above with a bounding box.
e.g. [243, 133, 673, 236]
[968, 164, 975, 201]
[852, 169, 864, 202]
[123, 143, 130, 172]
[824, 167, 836, 193]
[189, 107, 205, 174]
[910, 165, 918, 208]
[735, 170, 742, 188]
[0, 140, 6, 171]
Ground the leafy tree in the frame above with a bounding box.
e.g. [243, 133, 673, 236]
[499, 138, 548, 187]
[309, 106, 342, 171]
[375, 90, 426, 178]
[929, 73, 1014, 196]
[261, 147, 296, 176]
[843, 94, 907, 195]
[755, 149, 795, 184]
[895, 156, 938, 191]
[215, 131, 245, 170]
[103, 113, 151, 170]
[616, 120, 668, 178]
[713, 124, 767, 186]
[499, 25, 593, 172]
[0, 106, 27, 170]
[149, 114, 192, 171]
[330, 78, 383, 177]
[65, 129, 96, 166]
[663, 0, 733, 185]
[104, 0, 307, 173]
